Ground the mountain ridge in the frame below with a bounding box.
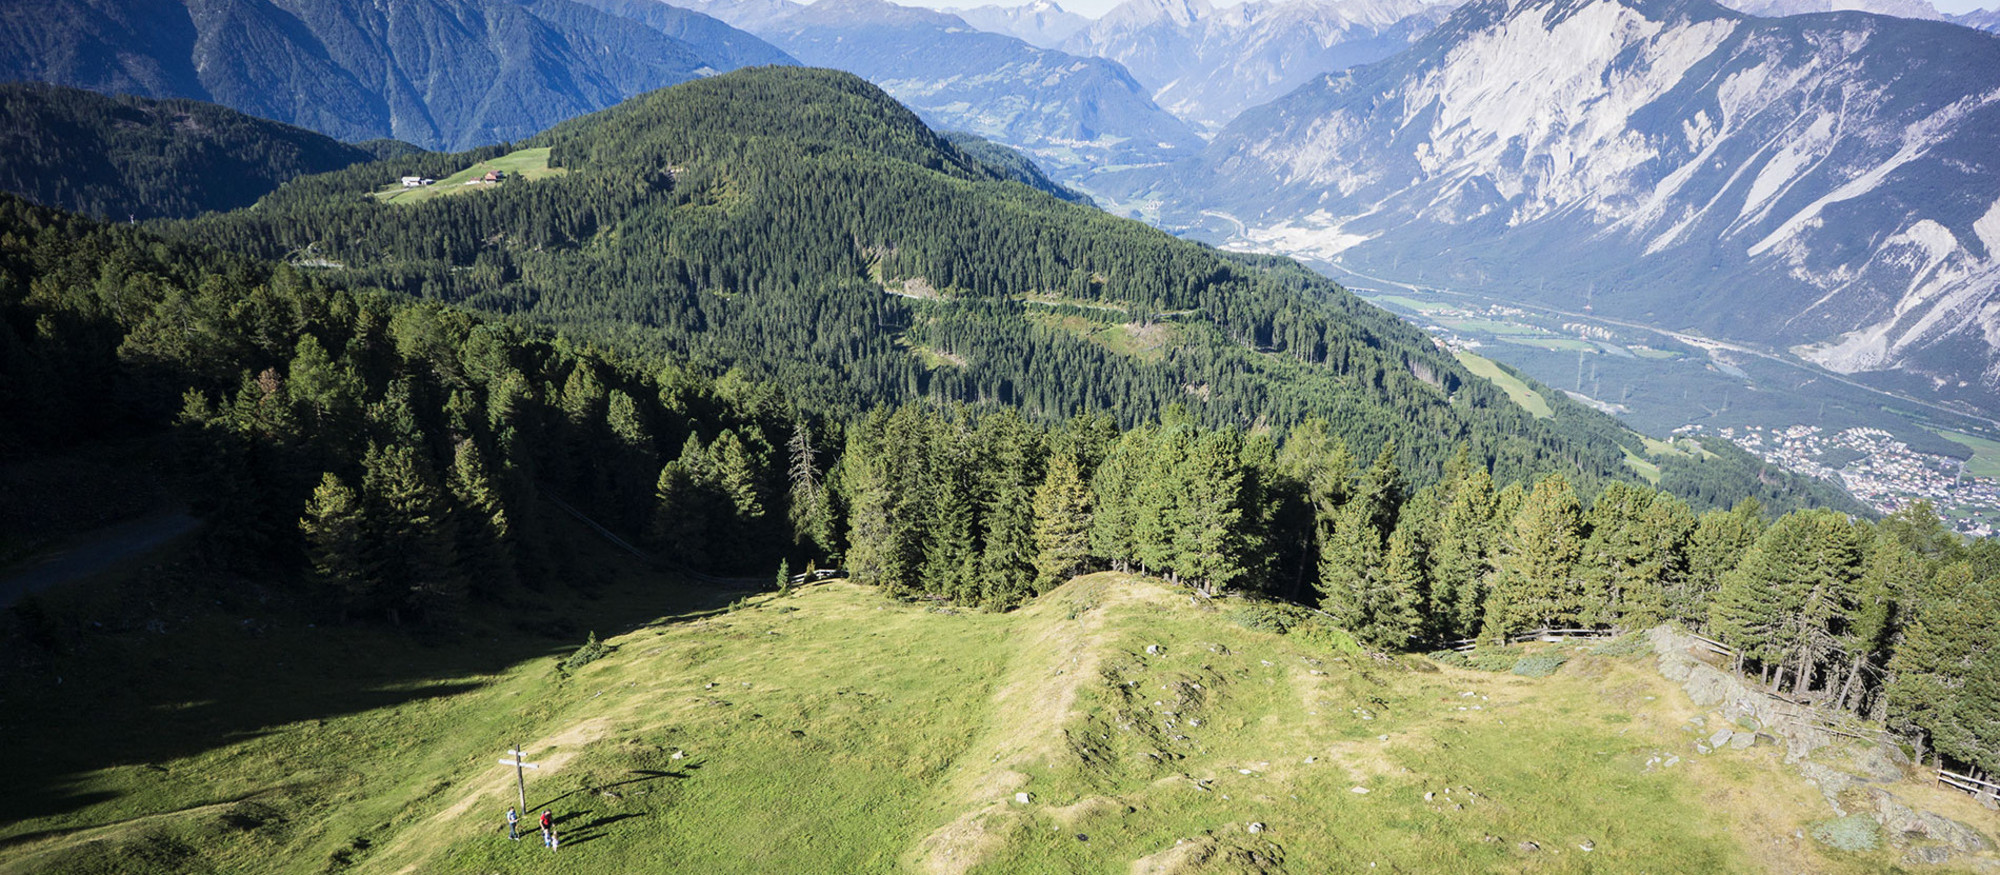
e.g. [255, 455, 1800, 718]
[1130, 0, 2000, 411]
[0, 0, 794, 151]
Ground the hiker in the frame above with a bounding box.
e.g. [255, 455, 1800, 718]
[550, 828, 561, 851]
[539, 809, 554, 847]
[506, 807, 519, 840]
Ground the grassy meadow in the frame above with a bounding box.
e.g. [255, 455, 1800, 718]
[0, 539, 1960, 874]
[371, 148, 566, 206]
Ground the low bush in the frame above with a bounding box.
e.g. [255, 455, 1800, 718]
[1510, 652, 1569, 678]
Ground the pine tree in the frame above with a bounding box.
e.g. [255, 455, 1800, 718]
[1487, 474, 1584, 639]
[649, 459, 709, 568]
[1887, 563, 2000, 770]
[1088, 427, 1146, 572]
[361, 441, 462, 623]
[1320, 504, 1381, 626]
[449, 437, 515, 591]
[1578, 484, 1690, 629]
[300, 471, 371, 611]
[1680, 498, 1763, 628]
[1428, 466, 1497, 642]
[1353, 442, 1404, 539]
[1375, 521, 1426, 650]
[1031, 451, 1093, 592]
[786, 421, 835, 557]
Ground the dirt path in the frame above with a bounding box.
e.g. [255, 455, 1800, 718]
[0, 509, 198, 608]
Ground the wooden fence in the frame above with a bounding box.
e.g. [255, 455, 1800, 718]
[1443, 628, 1619, 652]
[1938, 768, 2000, 803]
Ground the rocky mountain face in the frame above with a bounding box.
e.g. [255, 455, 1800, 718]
[1714, 0, 1942, 18]
[1063, 0, 1455, 132]
[954, 0, 1093, 48]
[674, 0, 809, 32]
[1949, 8, 2000, 30]
[745, 0, 1202, 178]
[1135, 0, 2000, 409]
[0, 0, 791, 151]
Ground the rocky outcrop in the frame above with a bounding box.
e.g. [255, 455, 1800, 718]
[1647, 626, 1832, 763]
[1645, 625, 1993, 864]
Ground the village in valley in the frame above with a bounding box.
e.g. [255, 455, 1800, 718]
[1684, 424, 2000, 536]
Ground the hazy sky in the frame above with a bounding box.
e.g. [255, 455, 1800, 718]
[879, 0, 1994, 21]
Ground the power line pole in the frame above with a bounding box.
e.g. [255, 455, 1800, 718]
[500, 744, 539, 814]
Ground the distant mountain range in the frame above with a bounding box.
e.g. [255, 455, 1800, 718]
[1120, 0, 2000, 410]
[954, 0, 1093, 47]
[720, 0, 1202, 178]
[1062, 0, 1456, 133]
[0, 0, 794, 151]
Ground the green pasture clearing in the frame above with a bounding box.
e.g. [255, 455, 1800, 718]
[373, 148, 565, 206]
[1934, 429, 2000, 478]
[1624, 445, 1663, 484]
[1441, 319, 1550, 336]
[1502, 336, 1599, 352]
[0, 554, 1942, 874]
[1456, 350, 1553, 419]
[1362, 294, 1454, 315]
[1631, 346, 1683, 360]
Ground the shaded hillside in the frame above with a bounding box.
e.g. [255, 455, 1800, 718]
[0, 0, 792, 151]
[940, 130, 1096, 205]
[0, 83, 391, 220]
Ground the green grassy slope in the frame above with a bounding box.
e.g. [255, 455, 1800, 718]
[4, 555, 1943, 874]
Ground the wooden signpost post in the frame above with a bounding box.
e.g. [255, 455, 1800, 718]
[500, 744, 540, 813]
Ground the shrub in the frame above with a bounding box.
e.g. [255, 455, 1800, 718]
[1228, 602, 1307, 634]
[1589, 633, 1651, 657]
[1292, 615, 1364, 658]
[1510, 652, 1569, 678]
[561, 631, 611, 672]
[1429, 649, 1471, 668]
[1467, 646, 1524, 672]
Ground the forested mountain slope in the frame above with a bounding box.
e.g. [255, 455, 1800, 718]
[157, 66, 1812, 506]
[0, 83, 399, 221]
[0, 0, 791, 151]
[1129, 0, 2000, 412]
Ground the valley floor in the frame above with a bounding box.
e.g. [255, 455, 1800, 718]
[0, 565, 1977, 873]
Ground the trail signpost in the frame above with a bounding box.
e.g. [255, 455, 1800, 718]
[499, 744, 540, 813]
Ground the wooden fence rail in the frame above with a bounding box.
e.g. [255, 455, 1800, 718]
[1444, 628, 1620, 652]
[1938, 768, 2000, 801]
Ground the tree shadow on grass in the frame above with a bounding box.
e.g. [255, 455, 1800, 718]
[0, 510, 769, 830]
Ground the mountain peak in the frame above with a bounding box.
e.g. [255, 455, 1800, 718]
[1099, 0, 1216, 28]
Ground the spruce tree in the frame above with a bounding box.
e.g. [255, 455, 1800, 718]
[1174, 430, 1249, 595]
[1031, 451, 1093, 592]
